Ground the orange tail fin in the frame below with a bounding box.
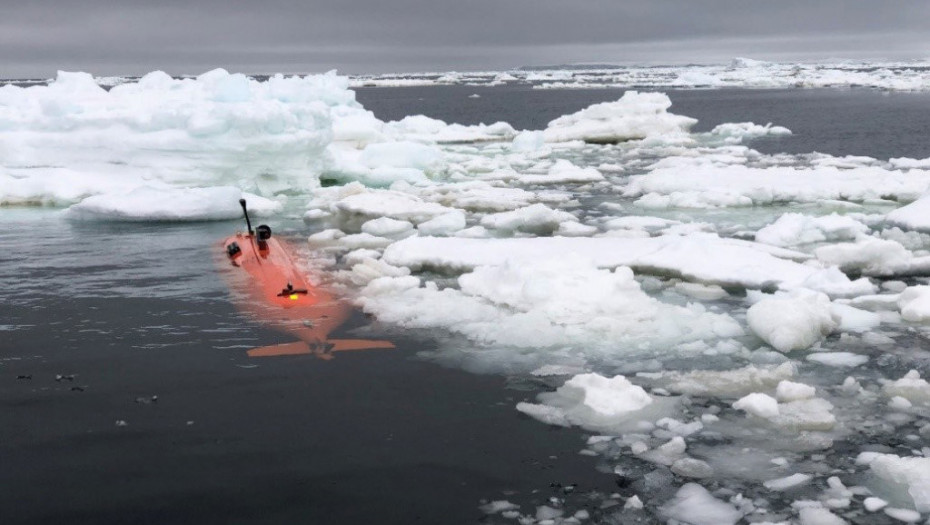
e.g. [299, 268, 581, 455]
[328, 339, 396, 352]
[247, 341, 312, 357]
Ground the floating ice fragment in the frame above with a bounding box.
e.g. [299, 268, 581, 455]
[764, 473, 812, 491]
[862, 453, 930, 512]
[479, 203, 577, 235]
[360, 217, 415, 239]
[416, 211, 466, 236]
[886, 194, 930, 232]
[734, 393, 780, 419]
[708, 122, 792, 144]
[64, 186, 281, 222]
[659, 483, 743, 525]
[897, 286, 930, 323]
[479, 500, 520, 514]
[884, 507, 921, 522]
[747, 291, 837, 352]
[543, 91, 696, 144]
[864, 497, 889, 512]
[798, 507, 848, 525]
[381, 234, 822, 290]
[776, 381, 817, 402]
[671, 458, 714, 479]
[806, 352, 869, 368]
[516, 373, 661, 433]
[517, 159, 603, 185]
[884, 370, 930, 405]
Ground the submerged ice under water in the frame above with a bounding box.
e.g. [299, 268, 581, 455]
[3, 68, 930, 524]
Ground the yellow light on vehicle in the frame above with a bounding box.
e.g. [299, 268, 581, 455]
[289, 294, 299, 300]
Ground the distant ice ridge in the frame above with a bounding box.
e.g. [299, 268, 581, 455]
[348, 58, 930, 91]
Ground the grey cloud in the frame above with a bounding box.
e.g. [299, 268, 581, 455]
[2, 1, 929, 78]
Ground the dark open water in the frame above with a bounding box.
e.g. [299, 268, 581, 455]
[356, 85, 930, 160]
[3, 86, 930, 524]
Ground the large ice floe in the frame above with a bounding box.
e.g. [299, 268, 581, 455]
[6, 68, 930, 524]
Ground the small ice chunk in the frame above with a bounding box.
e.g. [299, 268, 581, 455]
[733, 393, 780, 419]
[674, 282, 729, 300]
[864, 497, 889, 512]
[889, 396, 913, 410]
[65, 186, 282, 222]
[516, 373, 655, 432]
[866, 453, 930, 512]
[806, 352, 869, 367]
[535, 505, 563, 521]
[518, 159, 604, 184]
[755, 213, 867, 247]
[360, 217, 415, 238]
[747, 291, 836, 352]
[883, 507, 921, 522]
[884, 370, 930, 405]
[763, 473, 812, 491]
[625, 495, 644, 509]
[774, 398, 837, 431]
[544, 91, 696, 144]
[776, 380, 817, 402]
[898, 286, 930, 322]
[416, 211, 466, 236]
[671, 458, 715, 479]
[480, 500, 520, 514]
[886, 194, 930, 232]
[798, 507, 848, 525]
[480, 203, 577, 235]
[510, 130, 545, 152]
[659, 483, 742, 525]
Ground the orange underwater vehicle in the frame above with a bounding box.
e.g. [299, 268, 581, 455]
[220, 199, 394, 359]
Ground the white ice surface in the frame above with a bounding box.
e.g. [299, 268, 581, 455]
[626, 160, 930, 208]
[64, 186, 281, 221]
[858, 453, 930, 512]
[659, 483, 742, 525]
[746, 291, 836, 352]
[543, 91, 696, 143]
[381, 234, 832, 290]
[516, 373, 662, 432]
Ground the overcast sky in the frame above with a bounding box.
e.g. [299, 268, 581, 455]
[3, 0, 929, 78]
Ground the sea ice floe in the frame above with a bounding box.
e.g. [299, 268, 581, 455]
[1, 69, 344, 205]
[360, 257, 742, 364]
[516, 373, 665, 433]
[814, 237, 917, 276]
[883, 370, 930, 406]
[805, 352, 869, 368]
[886, 194, 930, 232]
[542, 91, 696, 144]
[625, 162, 930, 209]
[897, 286, 930, 323]
[763, 473, 812, 491]
[857, 452, 930, 512]
[659, 483, 743, 525]
[381, 234, 843, 291]
[746, 291, 836, 352]
[755, 213, 868, 247]
[707, 122, 792, 144]
[63, 186, 281, 221]
[479, 203, 577, 235]
[647, 363, 797, 398]
[515, 159, 604, 185]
